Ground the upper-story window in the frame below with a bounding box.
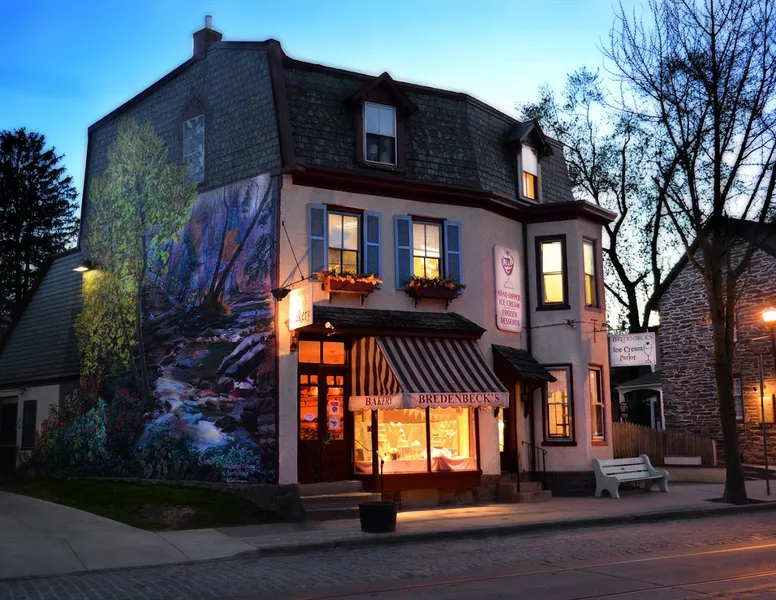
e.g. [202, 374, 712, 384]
[536, 235, 568, 309]
[583, 239, 598, 307]
[328, 212, 360, 274]
[183, 114, 205, 182]
[412, 221, 442, 279]
[521, 145, 539, 200]
[364, 103, 397, 165]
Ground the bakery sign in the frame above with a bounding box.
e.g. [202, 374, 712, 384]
[288, 285, 314, 331]
[609, 332, 656, 367]
[494, 244, 522, 333]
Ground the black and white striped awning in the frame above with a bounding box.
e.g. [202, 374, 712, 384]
[349, 336, 509, 410]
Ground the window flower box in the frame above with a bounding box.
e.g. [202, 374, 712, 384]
[405, 277, 465, 308]
[317, 270, 382, 303]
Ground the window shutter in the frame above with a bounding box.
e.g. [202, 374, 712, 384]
[308, 203, 328, 278]
[364, 211, 382, 278]
[394, 215, 413, 288]
[444, 220, 463, 286]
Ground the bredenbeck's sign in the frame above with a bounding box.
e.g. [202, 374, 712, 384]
[609, 332, 656, 367]
[288, 286, 313, 331]
[494, 245, 522, 333]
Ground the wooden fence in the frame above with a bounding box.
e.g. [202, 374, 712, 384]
[612, 422, 716, 466]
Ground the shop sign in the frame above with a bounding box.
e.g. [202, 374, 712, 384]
[609, 332, 656, 367]
[349, 394, 403, 411]
[494, 245, 522, 333]
[288, 286, 313, 331]
[409, 392, 509, 408]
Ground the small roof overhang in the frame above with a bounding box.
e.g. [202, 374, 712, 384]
[616, 370, 663, 393]
[492, 345, 556, 384]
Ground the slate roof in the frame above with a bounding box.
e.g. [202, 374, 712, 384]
[492, 345, 557, 383]
[312, 306, 485, 335]
[282, 60, 575, 204]
[616, 370, 662, 390]
[0, 250, 83, 387]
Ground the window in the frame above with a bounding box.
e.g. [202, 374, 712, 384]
[183, 114, 205, 182]
[544, 367, 573, 442]
[521, 145, 539, 200]
[298, 340, 346, 364]
[589, 368, 605, 441]
[412, 222, 442, 279]
[328, 212, 359, 274]
[583, 239, 598, 307]
[733, 376, 744, 421]
[364, 103, 396, 165]
[21, 400, 37, 449]
[537, 236, 568, 308]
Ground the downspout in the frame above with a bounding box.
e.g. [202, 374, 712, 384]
[521, 222, 538, 457]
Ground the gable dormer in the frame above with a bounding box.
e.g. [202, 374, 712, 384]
[505, 120, 554, 202]
[348, 72, 418, 170]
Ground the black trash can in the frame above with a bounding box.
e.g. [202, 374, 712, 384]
[359, 501, 397, 533]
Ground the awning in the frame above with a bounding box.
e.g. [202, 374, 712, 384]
[492, 345, 556, 383]
[349, 336, 509, 410]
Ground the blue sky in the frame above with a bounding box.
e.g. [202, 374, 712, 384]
[2, 0, 631, 211]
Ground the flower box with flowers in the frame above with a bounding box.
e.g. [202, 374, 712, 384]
[405, 276, 465, 304]
[317, 270, 382, 295]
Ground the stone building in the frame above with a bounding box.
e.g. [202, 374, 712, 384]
[656, 219, 776, 464]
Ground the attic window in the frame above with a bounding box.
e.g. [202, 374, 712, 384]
[521, 145, 538, 200]
[364, 103, 396, 165]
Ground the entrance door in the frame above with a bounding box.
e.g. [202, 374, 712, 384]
[298, 371, 351, 483]
[499, 384, 521, 474]
[0, 403, 18, 476]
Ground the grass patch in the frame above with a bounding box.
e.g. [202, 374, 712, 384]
[3, 477, 280, 531]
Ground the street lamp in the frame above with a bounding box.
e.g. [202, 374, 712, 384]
[761, 307, 776, 496]
[764, 308, 776, 374]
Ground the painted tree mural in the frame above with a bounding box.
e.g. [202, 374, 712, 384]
[36, 119, 278, 484]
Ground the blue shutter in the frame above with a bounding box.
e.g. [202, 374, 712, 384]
[444, 220, 463, 286]
[394, 215, 413, 288]
[308, 203, 327, 278]
[363, 210, 382, 279]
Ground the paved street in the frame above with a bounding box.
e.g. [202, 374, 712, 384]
[5, 511, 776, 599]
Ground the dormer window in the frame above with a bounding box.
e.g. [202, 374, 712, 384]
[521, 145, 538, 200]
[364, 103, 397, 165]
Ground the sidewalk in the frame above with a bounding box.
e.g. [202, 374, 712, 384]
[2, 481, 775, 581]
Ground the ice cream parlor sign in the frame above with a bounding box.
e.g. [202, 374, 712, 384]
[609, 332, 656, 367]
[494, 245, 522, 333]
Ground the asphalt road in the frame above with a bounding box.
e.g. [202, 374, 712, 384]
[6, 511, 776, 599]
[296, 541, 776, 599]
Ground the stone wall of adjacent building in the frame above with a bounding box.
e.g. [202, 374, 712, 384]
[659, 243, 776, 464]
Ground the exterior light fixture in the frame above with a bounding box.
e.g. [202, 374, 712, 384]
[763, 308, 776, 325]
[271, 287, 291, 301]
[73, 259, 94, 273]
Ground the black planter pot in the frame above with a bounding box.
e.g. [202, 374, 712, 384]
[359, 501, 397, 533]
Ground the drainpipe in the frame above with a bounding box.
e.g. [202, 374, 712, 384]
[521, 222, 538, 459]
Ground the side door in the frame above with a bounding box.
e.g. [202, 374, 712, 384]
[0, 403, 18, 476]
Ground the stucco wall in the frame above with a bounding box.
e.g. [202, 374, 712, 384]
[0, 384, 60, 453]
[659, 243, 776, 463]
[276, 177, 611, 483]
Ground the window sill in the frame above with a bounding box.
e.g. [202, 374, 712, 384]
[591, 440, 608, 447]
[542, 440, 577, 447]
[535, 304, 571, 312]
[357, 160, 406, 174]
[585, 305, 604, 313]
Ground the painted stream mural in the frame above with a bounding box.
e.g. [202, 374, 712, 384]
[35, 173, 278, 484]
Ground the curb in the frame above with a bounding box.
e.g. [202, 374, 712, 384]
[235, 500, 776, 559]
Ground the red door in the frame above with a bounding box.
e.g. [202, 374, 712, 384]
[298, 370, 351, 483]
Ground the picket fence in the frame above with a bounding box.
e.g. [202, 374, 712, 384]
[612, 421, 716, 466]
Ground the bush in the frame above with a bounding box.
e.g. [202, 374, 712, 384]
[136, 424, 198, 480]
[106, 387, 146, 459]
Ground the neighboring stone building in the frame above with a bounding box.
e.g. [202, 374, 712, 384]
[656, 219, 776, 464]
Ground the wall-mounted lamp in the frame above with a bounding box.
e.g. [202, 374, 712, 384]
[73, 259, 94, 273]
[271, 287, 291, 301]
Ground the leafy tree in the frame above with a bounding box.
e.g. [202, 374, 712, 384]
[520, 69, 680, 331]
[79, 119, 197, 400]
[0, 128, 79, 319]
[608, 0, 776, 503]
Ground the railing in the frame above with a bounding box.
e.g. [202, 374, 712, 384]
[612, 422, 716, 466]
[522, 441, 548, 490]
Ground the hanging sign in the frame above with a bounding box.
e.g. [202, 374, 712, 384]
[494, 245, 522, 333]
[288, 286, 314, 331]
[609, 332, 656, 367]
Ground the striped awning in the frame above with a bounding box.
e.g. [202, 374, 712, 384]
[349, 336, 509, 410]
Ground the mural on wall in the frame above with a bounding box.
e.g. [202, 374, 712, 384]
[33, 119, 277, 484]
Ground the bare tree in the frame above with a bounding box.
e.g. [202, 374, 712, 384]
[608, 0, 776, 503]
[520, 69, 680, 332]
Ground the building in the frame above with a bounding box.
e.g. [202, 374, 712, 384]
[656, 218, 776, 464]
[0, 20, 614, 500]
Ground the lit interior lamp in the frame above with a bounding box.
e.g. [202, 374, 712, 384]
[763, 308, 776, 326]
[73, 259, 94, 273]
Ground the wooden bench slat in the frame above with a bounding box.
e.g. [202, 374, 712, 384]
[593, 454, 669, 499]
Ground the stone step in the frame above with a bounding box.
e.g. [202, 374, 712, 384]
[514, 490, 552, 503]
[298, 480, 364, 496]
[302, 491, 382, 521]
[498, 480, 544, 502]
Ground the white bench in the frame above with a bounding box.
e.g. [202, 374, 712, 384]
[592, 455, 669, 499]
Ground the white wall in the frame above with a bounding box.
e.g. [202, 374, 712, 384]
[0, 384, 60, 454]
[277, 176, 611, 482]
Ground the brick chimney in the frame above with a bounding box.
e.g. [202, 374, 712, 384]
[193, 15, 222, 59]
